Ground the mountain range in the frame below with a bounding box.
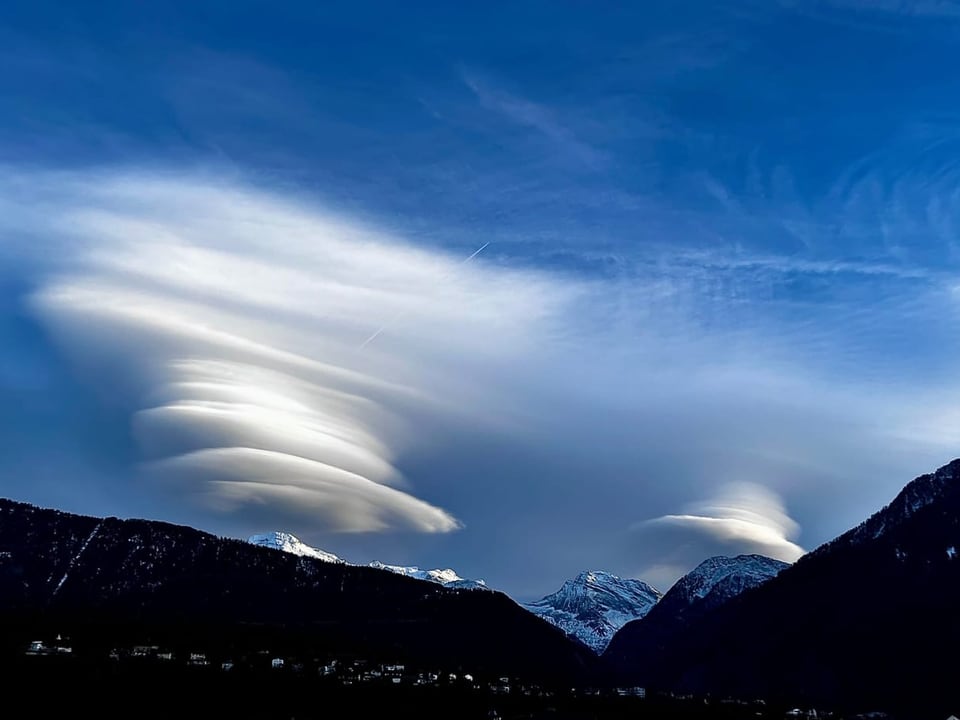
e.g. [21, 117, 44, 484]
[248, 531, 489, 591]
[3, 458, 960, 716]
[248, 534, 780, 654]
[247, 531, 687, 654]
[248, 531, 345, 564]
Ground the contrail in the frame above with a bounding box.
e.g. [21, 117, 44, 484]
[358, 242, 490, 349]
[463, 241, 490, 263]
[357, 326, 388, 350]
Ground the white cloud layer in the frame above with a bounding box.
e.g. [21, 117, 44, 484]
[16, 170, 579, 533]
[646, 482, 805, 560]
[631, 482, 805, 589]
[2, 164, 959, 594]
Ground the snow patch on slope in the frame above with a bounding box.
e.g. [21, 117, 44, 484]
[368, 561, 488, 589]
[248, 531, 343, 563]
[51, 520, 104, 598]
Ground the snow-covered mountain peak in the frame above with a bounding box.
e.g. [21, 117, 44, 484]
[368, 561, 488, 590]
[664, 554, 788, 608]
[573, 570, 607, 586]
[248, 531, 343, 563]
[524, 570, 661, 653]
[246, 533, 487, 589]
[568, 570, 657, 593]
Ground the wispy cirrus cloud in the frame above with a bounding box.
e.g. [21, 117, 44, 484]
[461, 70, 606, 169]
[779, 0, 960, 19]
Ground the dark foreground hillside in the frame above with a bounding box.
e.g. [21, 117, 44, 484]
[606, 460, 960, 718]
[1, 654, 814, 720]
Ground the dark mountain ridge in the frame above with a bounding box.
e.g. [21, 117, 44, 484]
[0, 498, 595, 682]
[647, 554, 789, 622]
[604, 554, 787, 669]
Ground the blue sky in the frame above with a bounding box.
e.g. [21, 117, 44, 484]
[3, 0, 960, 597]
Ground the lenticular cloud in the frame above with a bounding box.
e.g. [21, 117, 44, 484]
[641, 481, 805, 563]
[22, 171, 574, 533]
